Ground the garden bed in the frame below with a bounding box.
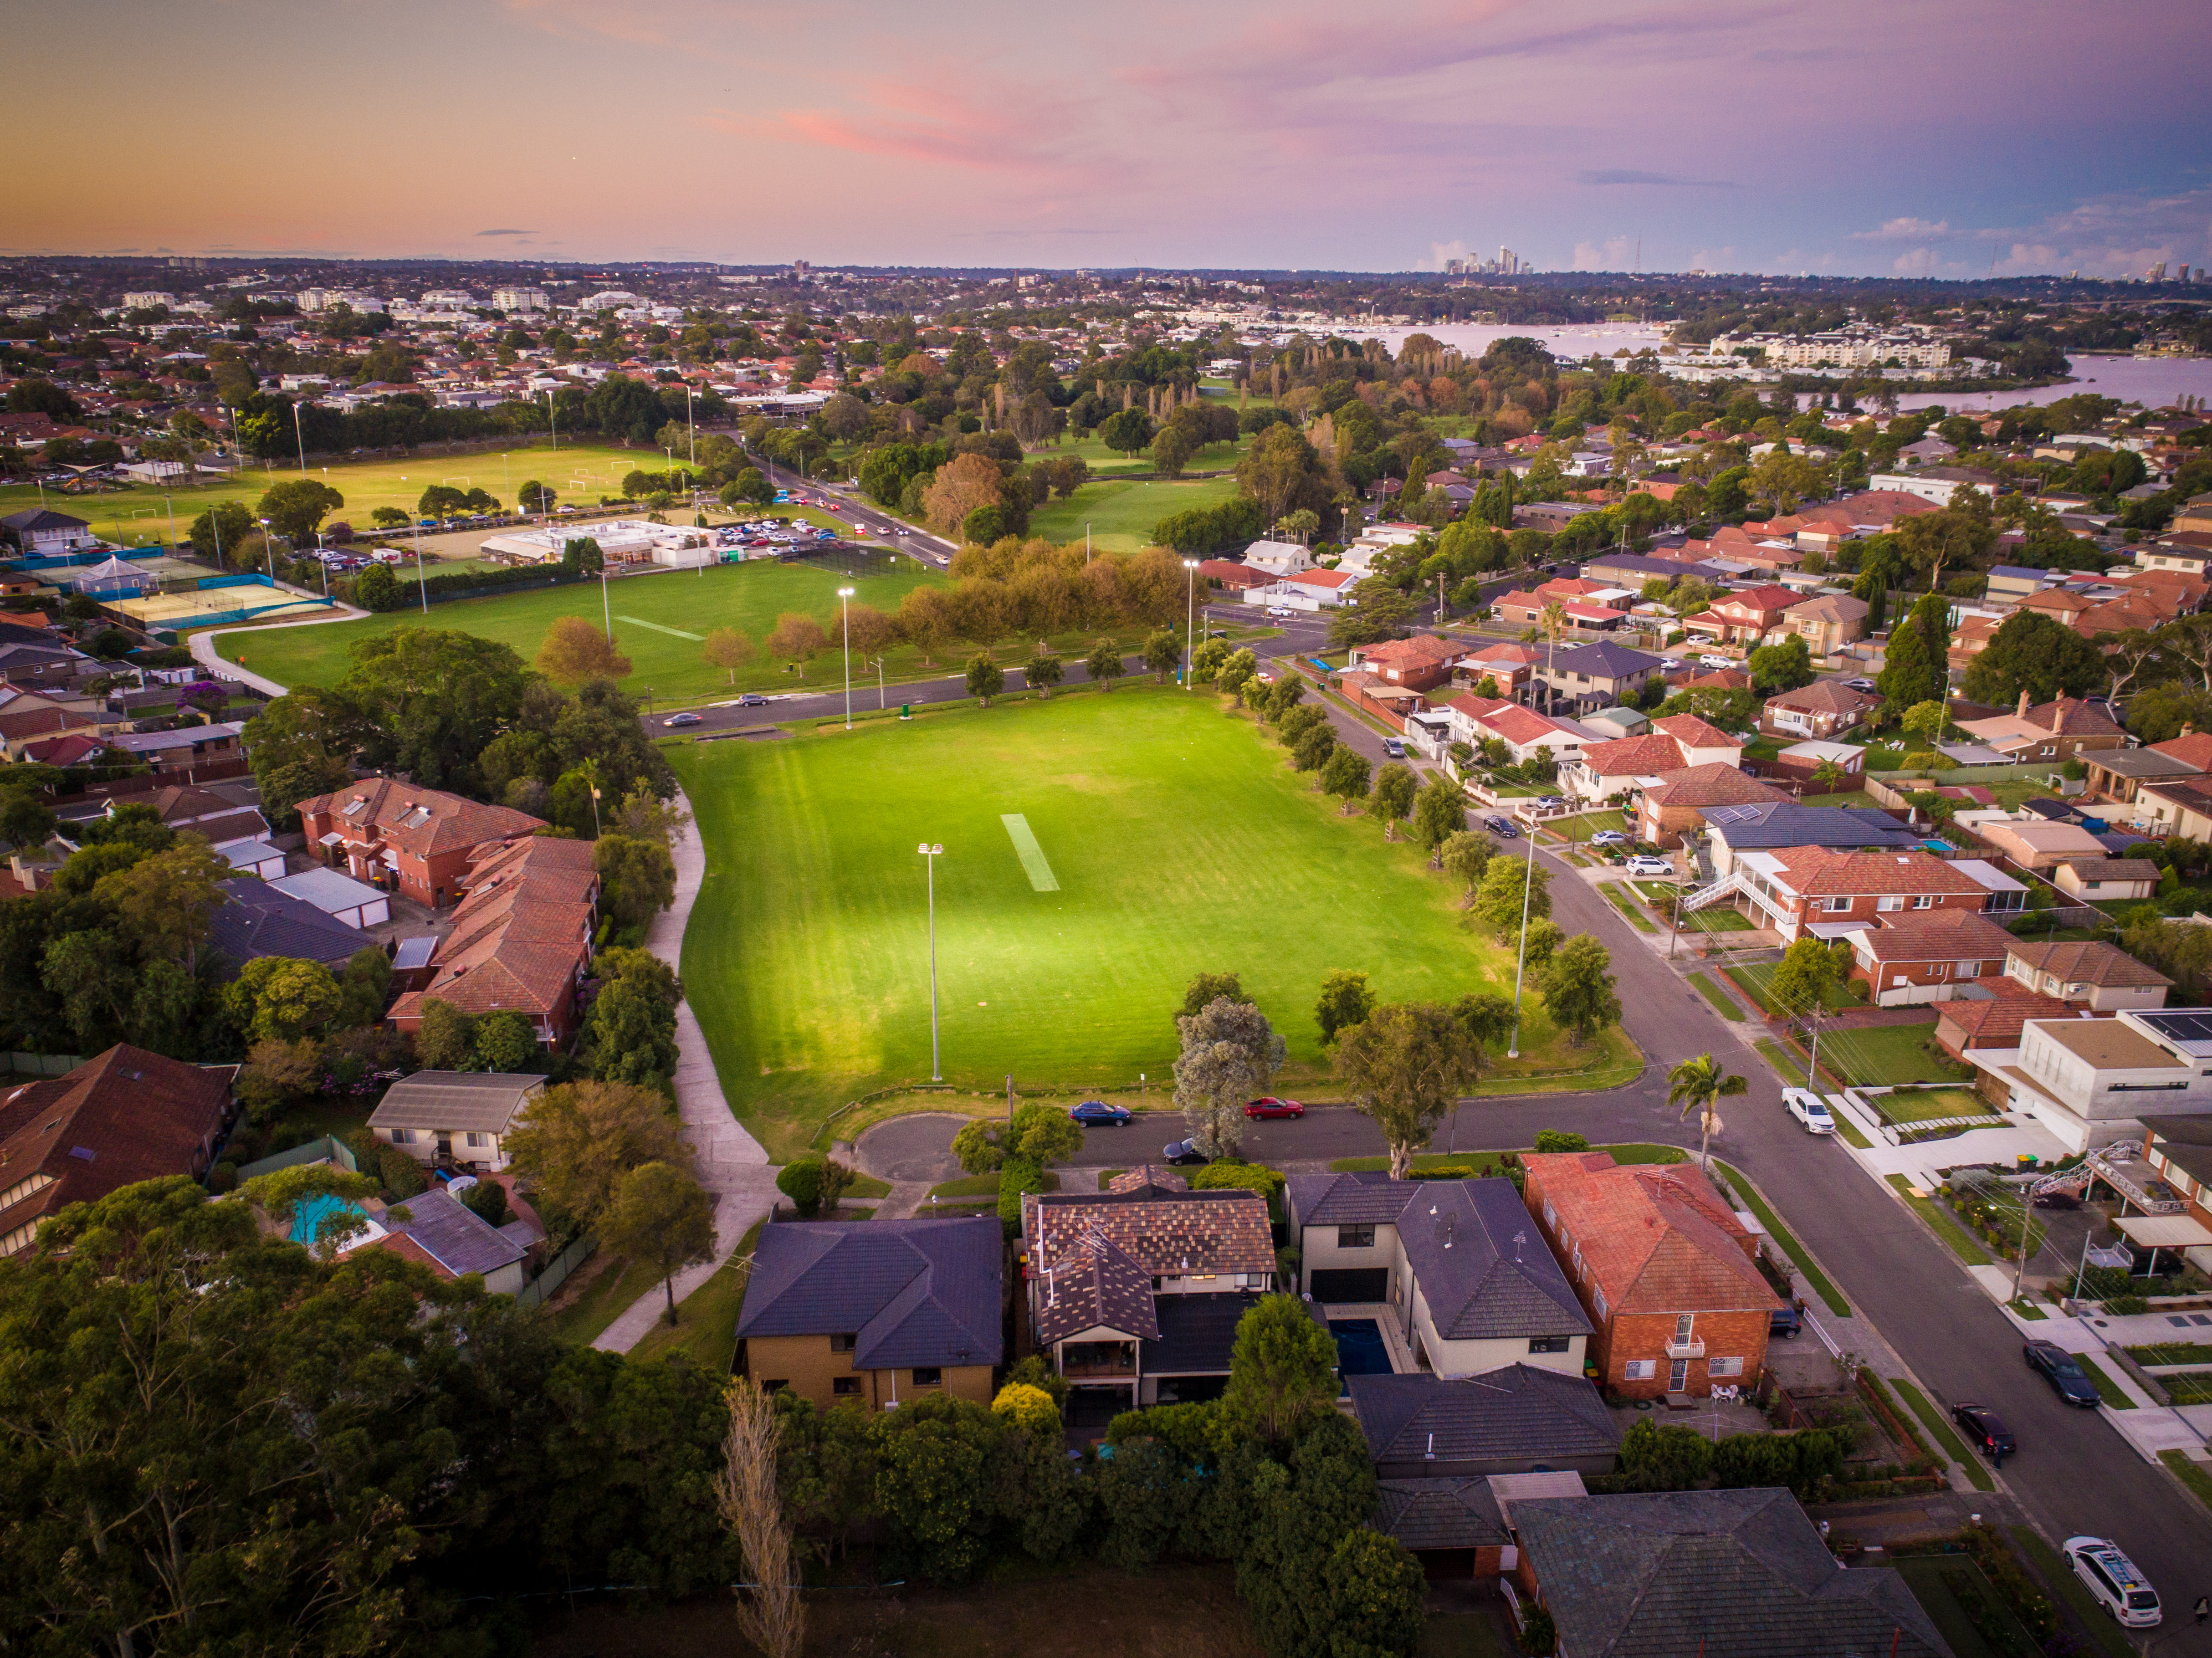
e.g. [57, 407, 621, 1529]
[1877, 1086, 1996, 1126]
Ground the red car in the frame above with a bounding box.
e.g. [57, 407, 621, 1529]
[823, 502, 842, 512]
[1244, 1096, 1304, 1120]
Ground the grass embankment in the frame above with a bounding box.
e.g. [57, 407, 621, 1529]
[2008, 1526, 2138, 1658]
[1690, 972, 1745, 1020]
[927, 1170, 1062, 1200]
[1885, 1172, 1995, 1268]
[1715, 1161, 1850, 1316]
[1889, 1376, 1996, 1493]
[2159, 1449, 2212, 1513]
[1326, 1144, 1687, 1175]
[626, 1218, 769, 1369]
[672, 688, 1638, 1162]
[1600, 882, 1658, 933]
[544, 1251, 663, 1346]
[1029, 476, 1246, 554]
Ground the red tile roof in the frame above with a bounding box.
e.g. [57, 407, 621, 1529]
[1583, 734, 1697, 778]
[297, 776, 547, 858]
[1763, 846, 1991, 899]
[0, 1045, 234, 1254]
[1526, 1153, 1778, 1315]
[2006, 940, 2172, 990]
[1856, 908, 2017, 962]
[1651, 713, 1737, 751]
[1640, 764, 1788, 811]
[2151, 732, 2212, 772]
[1937, 988, 2079, 1050]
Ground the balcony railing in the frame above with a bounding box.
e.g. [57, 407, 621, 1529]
[1060, 1360, 1136, 1379]
[1664, 1339, 1705, 1360]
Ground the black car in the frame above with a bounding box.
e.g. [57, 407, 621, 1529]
[1768, 1305, 1801, 1339]
[1161, 1139, 1209, 1167]
[2024, 1339, 2104, 1407]
[1951, 1402, 2017, 1460]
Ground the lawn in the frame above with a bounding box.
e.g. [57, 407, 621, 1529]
[2130, 1341, 2212, 1366]
[1810, 1023, 1968, 1088]
[1876, 1086, 1995, 1125]
[1895, 1556, 2043, 1658]
[625, 1219, 764, 1370]
[5, 440, 664, 550]
[1600, 882, 1658, 933]
[2161, 1370, 2212, 1405]
[1690, 972, 1745, 1020]
[220, 554, 966, 705]
[1885, 1172, 1994, 1268]
[2160, 1449, 2212, 1514]
[1724, 962, 1857, 1016]
[1644, 884, 1754, 933]
[670, 687, 1636, 1160]
[1546, 809, 1628, 844]
[543, 1249, 662, 1346]
[1029, 476, 1245, 554]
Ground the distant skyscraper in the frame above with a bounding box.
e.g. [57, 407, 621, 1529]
[2146, 261, 2168, 282]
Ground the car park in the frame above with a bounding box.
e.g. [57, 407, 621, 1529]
[663, 711, 703, 727]
[1625, 855, 1674, 877]
[1068, 1100, 1132, 1126]
[1950, 1402, 2016, 1462]
[1589, 829, 1628, 846]
[2023, 1339, 2103, 1407]
[1244, 1096, 1304, 1120]
[1162, 1139, 1209, 1166]
[1781, 1088, 1835, 1135]
[2063, 1537, 2160, 1627]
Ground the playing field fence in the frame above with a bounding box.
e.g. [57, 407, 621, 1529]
[783, 544, 920, 578]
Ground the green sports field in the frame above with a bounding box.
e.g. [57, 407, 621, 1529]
[669, 687, 1635, 1157]
[1030, 476, 1245, 554]
[1, 440, 669, 549]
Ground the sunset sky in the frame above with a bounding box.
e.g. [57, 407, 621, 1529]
[8, 0, 2209, 277]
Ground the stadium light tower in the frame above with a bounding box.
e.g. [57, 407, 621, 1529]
[838, 586, 855, 729]
[1182, 558, 1198, 687]
[918, 843, 944, 1081]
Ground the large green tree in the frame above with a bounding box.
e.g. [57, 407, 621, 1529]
[1332, 1001, 1484, 1177]
[1535, 934, 1621, 1045]
[255, 477, 346, 542]
[1173, 997, 1285, 1160]
[1874, 590, 1951, 716]
[1960, 609, 2110, 706]
[601, 1160, 717, 1325]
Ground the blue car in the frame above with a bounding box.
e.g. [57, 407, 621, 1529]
[1069, 1100, 1132, 1126]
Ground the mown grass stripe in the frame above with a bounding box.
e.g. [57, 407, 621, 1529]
[617, 614, 705, 640]
[1000, 813, 1061, 891]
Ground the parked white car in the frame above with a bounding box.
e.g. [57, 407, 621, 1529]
[1624, 855, 1674, 878]
[1698, 653, 1733, 669]
[2064, 1536, 2160, 1627]
[1781, 1089, 1835, 1135]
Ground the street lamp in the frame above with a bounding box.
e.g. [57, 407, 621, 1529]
[867, 654, 887, 709]
[838, 586, 855, 729]
[292, 401, 307, 477]
[256, 517, 274, 581]
[1182, 558, 1198, 687]
[917, 843, 944, 1081]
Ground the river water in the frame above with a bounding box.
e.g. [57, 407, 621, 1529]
[1332, 322, 2212, 413]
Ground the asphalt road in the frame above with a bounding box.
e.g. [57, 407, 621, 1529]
[863, 833, 2212, 1645]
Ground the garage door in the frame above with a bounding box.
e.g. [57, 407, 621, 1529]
[1310, 1268, 1388, 1302]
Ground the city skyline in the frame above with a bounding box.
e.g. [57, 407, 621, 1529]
[5, 0, 2210, 279]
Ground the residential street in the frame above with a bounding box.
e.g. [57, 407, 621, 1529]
[864, 829, 2212, 1646]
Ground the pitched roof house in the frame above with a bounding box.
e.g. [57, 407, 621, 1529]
[1759, 680, 1879, 741]
[2004, 940, 2172, 1011]
[1347, 635, 1472, 691]
[0, 1045, 238, 1256]
[1704, 803, 1920, 877]
[1953, 694, 2130, 763]
[296, 776, 547, 908]
[1566, 718, 1745, 805]
[386, 836, 599, 1044]
[738, 1217, 1004, 1411]
[1712, 844, 1996, 942]
[366, 1070, 548, 1172]
[1348, 1364, 1621, 1478]
[1521, 1152, 1782, 1399]
[1680, 585, 1800, 647]
[1021, 1184, 1278, 1409]
[1635, 764, 1790, 848]
[1510, 1489, 1949, 1658]
[1933, 986, 2079, 1060]
[208, 877, 375, 973]
[1286, 1174, 1593, 1379]
[1843, 907, 2021, 1006]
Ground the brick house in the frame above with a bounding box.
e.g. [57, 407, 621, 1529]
[737, 1216, 1003, 1412]
[1634, 763, 1789, 847]
[0, 1045, 238, 1257]
[1521, 1151, 1781, 1400]
[2004, 940, 2172, 1011]
[1778, 592, 1870, 656]
[1345, 634, 1470, 692]
[1564, 716, 1742, 806]
[1843, 906, 2020, 1006]
[1759, 680, 1879, 741]
[1680, 584, 1800, 648]
[1709, 845, 1994, 942]
[1933, 986, 2077, 1062]
[296, 776, 548, 908]
[1535, 641, 1665, 716]
[384, 836, 599, 1046]
[1953, 694, 2130, 763]
[1443, 695, 1591, 768]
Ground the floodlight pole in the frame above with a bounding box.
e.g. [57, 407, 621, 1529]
[919, 843, 943, 1081]
[1506, 819, 1538, 1058]
[685, 382, 696, 467]
[292, 402, 306, 476]
[600, 562, 612, 643]
[838, 586, 855, 729]
[1183, 558, 1198, 687]
[256, 517, 274, 581]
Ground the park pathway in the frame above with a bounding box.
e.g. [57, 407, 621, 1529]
[191, 587, 370, 696]
[594, 785, 780, 1352]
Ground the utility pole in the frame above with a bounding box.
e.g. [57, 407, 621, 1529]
[1506, 822, 1539, 1058]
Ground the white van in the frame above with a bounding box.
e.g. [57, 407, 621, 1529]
[1265, 605, 1296, 619]
[2064, 1536, 2160, 1627]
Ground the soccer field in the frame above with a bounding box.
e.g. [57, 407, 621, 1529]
[1029, 476, 1244, 553]
[669, 687, 1633, 1157]
[222, 555, 951, 702]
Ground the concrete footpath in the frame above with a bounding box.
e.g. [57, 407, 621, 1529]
[192, 588, 370, 696]
[593, 786, 780, 1353]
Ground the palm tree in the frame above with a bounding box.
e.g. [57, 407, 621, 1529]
[1669, 1053, 1748, 1176]
[1809, 757, 1846, 797]
[1539, 600, 1569, 706]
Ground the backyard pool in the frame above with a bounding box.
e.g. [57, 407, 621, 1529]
[290, 1192, 367, 1248]
[1330, 1318, 1393, 1377]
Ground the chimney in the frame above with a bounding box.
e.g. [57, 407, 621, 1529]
[2184, 725, 2196, 740]
[2015, 689, 2030, 719]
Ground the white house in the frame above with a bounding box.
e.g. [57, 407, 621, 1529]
[367, 1070, 548, 1173]
[1239, 538, 1316, 577]
[1971, 1008, 2212, 1153]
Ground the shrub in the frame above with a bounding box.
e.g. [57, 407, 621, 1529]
[1519, 1605, 1557, 1655]
[375, 1144, 428, 1198]
[776, 1159, 824, 1217]
[1533, 1130, 1591, 1153]
[461, 1180, 510, 1228]
[1411, 1163, 1476, 1180]
[2105, 1294, 2151, 1316]
[1004, 1353, 1068, 1408]
[998, 1155, 1047, 1235]
[1960, 1524, 2057, 1642]
[205, 1163, 238, 1194]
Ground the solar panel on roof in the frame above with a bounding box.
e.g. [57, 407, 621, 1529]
[2141, 1011, 2212, 1042]
[1704, 804, 1763, 825]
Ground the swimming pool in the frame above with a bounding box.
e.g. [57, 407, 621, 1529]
[291, 1192, 365, 1248]
[1329, 1318, 1393, 1377]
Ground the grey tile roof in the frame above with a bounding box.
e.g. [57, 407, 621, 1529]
[1349, 1366, 1620, 1467]
[1146, 1290, 1256, 1375]
[1548, 642, 1664, 678]
[369, 1071, 547, 1135]
[208, 878, 369, 972]
[1288, 1175, 1592, 1341]
[738, 1217, 1003, 1371]
[1710, 803, 1919, 853]
[387, 1186, 529, 1279]
[1373, 1477, 1510, 1551]
[1512, 1489, 1951, 1658]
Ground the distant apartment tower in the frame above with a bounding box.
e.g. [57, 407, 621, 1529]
[792, 259, 810, 277]
[2147, 261, 2168, 282]
[1442, 246, 1523, 277]
[120, 291, 175, 310]
[492, 286, 548, 312]
[421, 288, 474, 307]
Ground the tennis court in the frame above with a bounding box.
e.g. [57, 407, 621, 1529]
[109, 584, 336, 634]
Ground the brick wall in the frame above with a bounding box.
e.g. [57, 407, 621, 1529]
[739, 1333, 992, 1412]
[1599, 1308, 1771, 1400]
